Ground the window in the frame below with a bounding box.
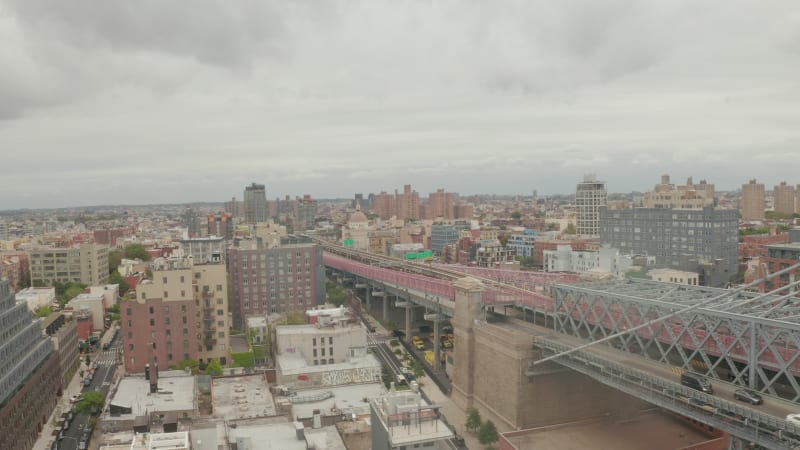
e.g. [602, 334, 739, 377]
[129, 344, 134, 351]
[218, 320, 224, 327]
[218, 331, 225, 338]
[150, 319, 155, 326]
[126, 308, 132, 315]
[217, 309, 224, 316]
[329, 337, 333, 345]
[168, 353, 173, 361]
[321, 348, 325, 356]
[128, 320, 132, 327]
[165, 317, 171, 325]
[181, 305, 187, 312]
[216, 284, 223, 291]
[181, 290, 186, 297]
[164, 291, 169, 298]
[182, 316, 187, 324]
[163, 277, 168, 284]
[149, 306, 154, 314]
[328, 358, 334, 364]
[313, 349, 317, 357]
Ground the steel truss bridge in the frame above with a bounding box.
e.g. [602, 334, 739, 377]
[317, 239, 800, 449]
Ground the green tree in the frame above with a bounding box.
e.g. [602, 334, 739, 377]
[285, 310, 306, 325]
[124, 243, 150, 261]
[36, 306, 53, 317]
[478, 420, 499, 445]
[466, 407, 482, 432]
[517, 256, 535, 268]
[177, 358, 199, 374]
[109, 271, 130, 295]
[75, 390, 106, 415]
[327, 285, 348, 307]
[108, 249, 123, 273]
[205, 359, 223, 376]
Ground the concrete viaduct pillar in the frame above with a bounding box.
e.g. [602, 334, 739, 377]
[451, 277, 484, 411]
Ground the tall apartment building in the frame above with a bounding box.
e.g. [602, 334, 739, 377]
[295, 195, 319, 231]
[599, 206, 739, 285]
[224, 197, 243, 218]
[741, 179, 766, 221]
[122, 257, 230, 373]
[29, 242, 109, 287]
[774, 181, 796, 215]
[427, 188, 456, 220]
[576, 175, 607, 236]
[395, 184, 420, 220]
[243, 182, 268, 223]
[207, 213, 234, 240]
[372, 191, 396, 220]
[0, 277, 60, 450]
[0, 221, 8, 241]
[643, 175, 715, 209]
[227, 243, 325, 329]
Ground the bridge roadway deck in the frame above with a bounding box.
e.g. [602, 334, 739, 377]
[492, 315, 800, 429]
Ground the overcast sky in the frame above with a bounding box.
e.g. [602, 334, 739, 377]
[1, 0, 799, 210]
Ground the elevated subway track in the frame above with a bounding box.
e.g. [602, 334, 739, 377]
[319, 238, 800, 401]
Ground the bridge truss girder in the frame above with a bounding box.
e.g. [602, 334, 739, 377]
[553, 281, 800, 402]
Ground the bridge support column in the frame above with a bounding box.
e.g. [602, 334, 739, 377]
[451, 277, 485, 412]
[405, 302, 412, 342]
[424, 308, 447, 371]
[365, 284, 372, 313]
[383, 293, 389, 322]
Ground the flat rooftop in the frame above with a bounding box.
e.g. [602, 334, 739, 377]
[501, 413, 717, 450]
[370, 390, 453, 446]
[228, 421, 308, 450]
[286, 383, 386, 419]
[110, 373, 195, 418]
[211, 374, 276, 420]
[278, 352, 380, 376]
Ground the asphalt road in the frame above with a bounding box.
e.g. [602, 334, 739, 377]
[56, 331, 122, 450]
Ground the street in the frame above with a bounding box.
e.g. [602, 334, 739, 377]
[52, 328, 121, 450]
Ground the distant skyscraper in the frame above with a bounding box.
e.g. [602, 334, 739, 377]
[774, 181, 796, 215]
[741, 179, 766, 221]
[395, 184, 420, 220]
[183, 208, 201, 238]
[243, 182, 268, 223]
[427, 188, 456, 219]
[576, 174, 607, 236]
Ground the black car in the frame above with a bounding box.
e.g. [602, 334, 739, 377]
[392, 330, 406, 338]
[734, 389, 763, 405]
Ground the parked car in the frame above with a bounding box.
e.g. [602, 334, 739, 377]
[392, 330, 406, 339]
[69, 394, 82, 403]
[733, 389, 763, 405]
[787, 413, 800, 426]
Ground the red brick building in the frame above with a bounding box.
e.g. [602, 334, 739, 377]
[93, 227, 134, 246]
[739, 234, 789, 259]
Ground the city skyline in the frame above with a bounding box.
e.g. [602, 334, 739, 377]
[1, 1, 799, 209]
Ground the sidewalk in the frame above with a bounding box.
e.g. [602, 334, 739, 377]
[420, 374, 482, 450]
[33, 359, 90, 450]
